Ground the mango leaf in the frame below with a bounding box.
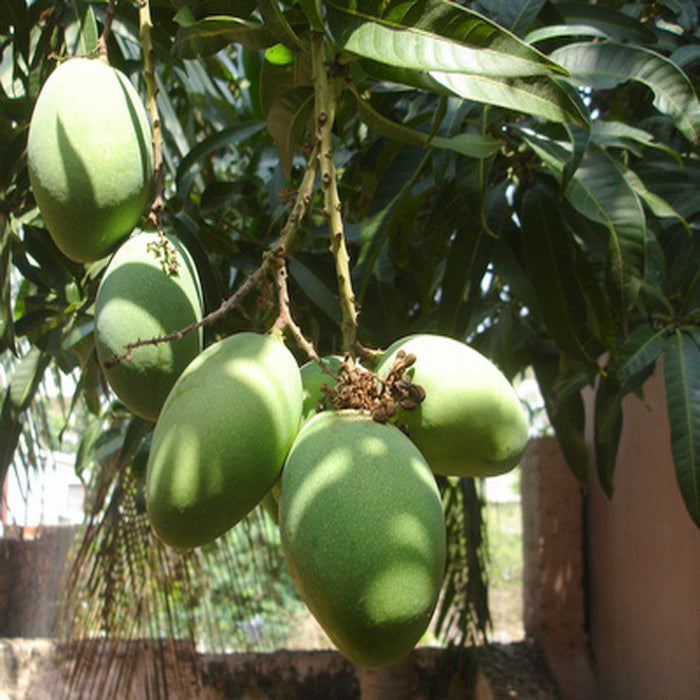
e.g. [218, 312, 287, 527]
[325, 0, 565, 77]
[289, 257, 343, 325]
[298, 0, 324, 31]
[621, 167, 690, 230]
[533, 357, 589, 484]
[591, 121, 682, 163]
[663, 330, 700, 527]
[551, 41, 700, 143]
[525, 24, 609, 44]
[175, 122, 265, 192]
[355, 146, 432, 300]
[0, 215, 13, 353]
[432, 72, 589, 126]
[172, 15, 279, 58]
[593, 373, 624, 498]
[68, 0, 99, 57]
[493, 0, 546, 37]
[0, 345, 52, 492]
[266, 87, 314, 180]
[520, 182, 596, 363]
[554, 2, 657, 44]
[614, 325, 667, 380]
[520, 131, 647, 316]
[256, 0, 306, 51]
[564, 144, 647, 314]
[350, 85, 502, 157]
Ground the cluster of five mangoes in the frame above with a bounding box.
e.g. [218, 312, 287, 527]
[27, 57, 529, 668]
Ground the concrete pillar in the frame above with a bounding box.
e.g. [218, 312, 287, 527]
[521, 436, 596, 699]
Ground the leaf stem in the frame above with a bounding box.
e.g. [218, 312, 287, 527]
[311, 32, 358, 356]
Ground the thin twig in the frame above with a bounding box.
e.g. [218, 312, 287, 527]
[106, 144, 322, 367]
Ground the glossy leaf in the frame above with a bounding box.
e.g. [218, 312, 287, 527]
[551, 41, 700, 143]
[432, 72, 589, 126]
[494, 0, 546, 37]
[325, 0, 565, 77]
[615, 325, 667, 380]
[256, 0, 306, 51]
[554, 2, 657, 44]
[520, 182, 595, 362]
[663, 330, 700, 527]
[350, 85, 502, 157]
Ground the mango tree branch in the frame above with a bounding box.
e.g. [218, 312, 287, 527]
[105, 144, 321, 367]
[310, 32, 358, 356]
[138, 0, 164, 231]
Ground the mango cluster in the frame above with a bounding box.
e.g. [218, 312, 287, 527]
[27, 56, 529, 669]
[141, 330, 527, 668]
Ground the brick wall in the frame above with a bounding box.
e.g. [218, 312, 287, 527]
[0, 526, 77, 637]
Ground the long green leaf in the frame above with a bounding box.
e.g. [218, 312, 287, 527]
[594, 374, 624, 498]
[564, 143, 647, 313]
[520, 182, 595, 362]
[256, 0, 306, 51]
[0, 345, 51, 491]
[432, 72, 589, 125]
[551, 41, 700, 143]
[495, 0, 546, 37]
[520, 133, 647, 314]
[350, 85, 502, 157]
[355, 146, 431, 300]
[175, 122, 266, 191]
[0, 214, 13, 353]
[172, 16, 279, 58]
[615, 325, 667, 380]
[554, 2, 657, 44]
[325, 0, 565, 77]
[663, 330, 700, 528]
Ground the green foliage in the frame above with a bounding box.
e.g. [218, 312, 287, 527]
[1, 0, 699, 674]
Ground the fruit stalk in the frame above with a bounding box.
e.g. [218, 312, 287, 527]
[97, 0, 117, 62]
[311, 32, 358, 356]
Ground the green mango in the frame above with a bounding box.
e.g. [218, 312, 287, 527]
[279, 410, 446, 668]
[376, 334, 529, 477]
[27, 58, 153, 262]
[146, 332, 303, 550]
[94, 231, 203, 421]
[299, 355, 343, 419]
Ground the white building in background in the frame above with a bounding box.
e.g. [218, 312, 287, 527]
[1, 450, 84, 536]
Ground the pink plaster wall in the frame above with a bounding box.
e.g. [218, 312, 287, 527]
[586, 369, 700, 699]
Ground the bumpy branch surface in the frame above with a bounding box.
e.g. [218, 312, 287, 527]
[310, 32, 358, 356]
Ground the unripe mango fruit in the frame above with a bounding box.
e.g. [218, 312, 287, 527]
[94, 231, 203, 421]
[279, 410, 446, 667]
[27, 58, 153, 262]
[146, 332, 303, 550]
[376, 334, 528, 477]
[299, 355, 342, 419]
